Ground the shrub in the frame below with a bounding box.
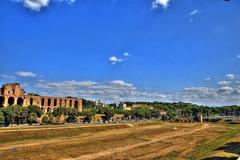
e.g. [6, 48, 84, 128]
[0, 112, 4, 126]
[42, 115, 49, 124]
[28, 113, 38, 125]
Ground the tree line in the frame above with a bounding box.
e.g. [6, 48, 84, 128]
[119, 102, 240, 119]
[0, 105, 163, 126]
[0, 102, 240, 126]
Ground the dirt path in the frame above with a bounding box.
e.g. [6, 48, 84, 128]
[65, 124, 209, 160]
[0, 124, 123, 133]
[134, 145, 183, 160]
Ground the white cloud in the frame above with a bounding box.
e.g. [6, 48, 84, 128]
[218, 81, 232, 86]
[5, 72, 240, 105]
[109, 56, 123, 65]
[124, 52, 129, 57]
[226, 74, 236, 80]
[7, 77, 240, 106]
[152, 0, 170, 9]
[15, 71, 36, 77]
[190, 10, 198, 16]
[204, 77, 211, 81]
[110, 80, 133, 87]
[12, 0, 77, 11]
[23, 0, 49, 11]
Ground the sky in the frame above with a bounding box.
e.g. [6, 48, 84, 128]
[0, 0, 240, 106]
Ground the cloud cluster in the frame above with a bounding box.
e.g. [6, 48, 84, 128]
[226, 74, 236, 80]
[15, 78, 171, 103]
[31, 80, 141, 102]
[12, 0, 173, 11]
[1, 72, 240, 106]
[109, 56, 123, 65]
[109, 52, 130, 65]
[218, 81, 231, 86]
[152, 0, 170, 9]
[22, 76, 240, 106]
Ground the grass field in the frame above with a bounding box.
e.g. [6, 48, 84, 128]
[0, 121, 240, 160]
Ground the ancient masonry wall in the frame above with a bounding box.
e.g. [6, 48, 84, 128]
[0, 83, 83, 113]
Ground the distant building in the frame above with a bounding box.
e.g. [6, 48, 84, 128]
[120, 102, 154, 110]
[122, 103, 132, 110]
[0, 83, 83, 113]
[95, 100, 106, 107]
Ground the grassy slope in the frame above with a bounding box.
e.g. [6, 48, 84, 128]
[188, 124, 240, 160]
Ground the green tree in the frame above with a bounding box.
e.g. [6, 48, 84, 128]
[28, 113, 37, 125]
[81, 109, 95, 123]
[28, 105, 43, 117]
[161, 114, 168, 121]
[98, 107, 115, 122]
[0, 111, 4, 126]
[2, 105, 20, 126]
[150, 109, 161, 119]
[42, 115, 49, 124]
[52, 107, 67, 117]
[166, 110, 177, 120]
[66, 108, 79, 123]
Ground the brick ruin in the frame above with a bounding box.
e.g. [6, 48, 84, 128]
[0, 83, 82, 113]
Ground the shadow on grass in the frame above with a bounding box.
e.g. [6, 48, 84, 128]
[202, 142, 240, 160]
[215, 142, 240, 155]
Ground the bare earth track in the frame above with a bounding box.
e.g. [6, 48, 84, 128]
[0, 121, 239, 160]
[66, 124, 209, 160]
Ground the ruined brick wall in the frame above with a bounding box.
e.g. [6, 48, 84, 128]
[0, 83, 83, 113]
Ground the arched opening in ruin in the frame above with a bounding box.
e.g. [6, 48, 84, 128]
[59, 99, 62, 107]
[17, 97, 24, 106]
[74, 100, 78, 109]
[41, 107, 45, 113]
[47, 107, 51, 113]
[0, 96, 4, 107]
[48, 99, 51, 106]
[8, 97, 15, 106]
[69, 100, 72, 107]
[41, 98, 45, 106]
[54, 99, 57, 106]
[30, 98, 33, 105]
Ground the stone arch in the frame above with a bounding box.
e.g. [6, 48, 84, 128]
[74, 100, 78, 109]
[30, 98, 33, 105]
[8, 97, 15, 106]
[47, 107, 51, 113]
[69, 100, 72, 107]
[59, 99, 62, 107]
[17, 97, 24, 106]
[48, 99, 51, 106]
[0, 96, 4, 107]
[41, 98, 45, 106]
[54, 99, 57, 106]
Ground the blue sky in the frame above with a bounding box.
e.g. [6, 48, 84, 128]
[0, 0, 240, 106]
